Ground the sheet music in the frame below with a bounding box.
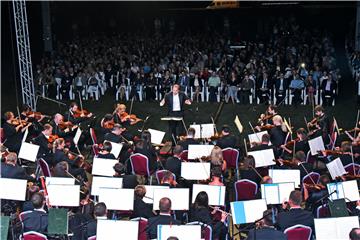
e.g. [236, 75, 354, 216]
[157, 225, 201, 240]
[153, 188, 189, 210]
[261, 182, 295, 205]
[192, 184, 226, 206]
[0, 178, 27, 201]
[188, 144, 214, 159]
[92, 158, 118, 177]
[22, 128, 28, 143]
[248, 131, 271, 147]
[97, 220, 138, 240]
[248, 149, 275, 168]
[73, 128, 82, 145]
[231, 199, 267, 224]
[327, 180, 360, 202]
[18, 142, 40, 162]
[308, 136, 325, 156]
[326, 158, 346, 180]
[46, 177, 75, 186]
[98, 188, 133, 210]
[105, 141, 123, 159]
[234, 115, 243, 134]
[47, 184, 80, 207]
[181, 162, 211, 180]
[91, 176, 123, 196]
[143, 185, 169, 204]
[161, 117, 183, 121]
[147, 128, 166, 145]
[269, 169, 301, 187]
[189, 124, 214, 139]
[315, 216, 359, 240]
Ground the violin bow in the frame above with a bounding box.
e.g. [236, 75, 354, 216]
[243, 138, 248, 156]
[351, 145, 356, 175]
[211, 116, 218, 136]
[354, 109, 360, 139]
[248, 121, 261, 142]
[78, 92, 84, 111]
[129, 96, 135, 115]
[304, 116, 310, 133]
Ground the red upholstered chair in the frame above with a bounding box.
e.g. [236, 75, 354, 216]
[344, 163, 360, 176]
[89, 128, 102, 155]
[234, 179, 257, 201]
[179, 150, 188, 162]
[22, 231, 48, 240]
[187, 221, 212, 240]
[38, 158, 51, 177]
[87, 236, 96, 240]
[131, 217, 148, 240]
[302, 172, 320, 185]
[316, 204, 330, 218]
[129, 153, 152, 179]
[0, 127, 5, 143]
[155, 170, 176, 184]
[284, 224, 312, 240]
[222, 148, 239, 179]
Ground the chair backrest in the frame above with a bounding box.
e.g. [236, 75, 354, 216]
[234, 179, 258, 201]
[89, 128, 97, 145]
[92, 145, 99, 157]
[344, 163, 360, 176]
[305, 150, 316, 165]
[284, 224, 312, 240]
[130, 153, 150, 176]
[316, 204, 330, 218]
[88, 236, 96, 240]
[302, 172, 320, 185]
[0, 127, 4, 143]
[187, 221, 212, 240]
[222, 148, 239, 169]
[179, 150, 188, 162]
[155, 170, 176, 184]
[38, 159, 51, 177]
[23, 231, 48, 240]
[130, 217, 148, 240]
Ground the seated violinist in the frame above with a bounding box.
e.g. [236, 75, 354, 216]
[113, 103, 142, 126]
[210, 146, 227, 173]
[303, 174, 330, 212]
[1, 152, 35, 180]
[3, 111, 32, 152]
[33, 124, 54, 165]
[216, 125, 237, 150]
[21, 104, 46, 123]
[278, 151, 313, 180]
[68, 102, 93, 124]
[99, 114, 114, 142]
[51, 113, 77, 139]
[239, 156, 262, 186]
[337, 141, 355, 166]
[160, 171, 178, 187]
[250, 133, 273, 151]
[177, 127, 199, 150]
[98, 141, 116, 159]
[257, 104, 280, 126]
[280, 128, 310, 159]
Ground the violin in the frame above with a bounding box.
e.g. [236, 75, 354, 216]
[58, 121, 74, 130]
[284, 138, 300, 149]
[346, 127, 360, 133]
[273, 159, 298, 168]
[303, 183, 326, 191]
[103, 120, 115, 129]
[48, 134, 59, 144]
[9, 118, 28, 126]
[120, 112, 142, 125]
[73, 109, 91, 118]
[258, 124, 275, 131]
[320, 150, 350, 156]
[64, 148, 92, 173]
[26, 111, 50, 120]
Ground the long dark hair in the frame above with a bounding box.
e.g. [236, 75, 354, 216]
[193, 191, 209, 209]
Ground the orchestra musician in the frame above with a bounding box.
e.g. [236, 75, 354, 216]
[0, 152, 35, 180]
[209, 166, 224, 186]
[258, 104, 280, 126]
[210, 146, 227, 173]
[160, 84, 191, 143]
[3, 111, 32, 152]
[177, 127, 199, 150]
[164, 145, 183, 178]
[51, 113, 77, 139]
[269, 115, 287, 156]
[21, 192, 48, 234]
[20, 104, 48, 135]
[68, 102, 93, 124]
[215, 125, 237, 150]
[134, 130, 157, 172]
[33, 124, 54, 165]
[308, 105, 331, 140]
[250, 133, 273, 151]
[303, 174, 331, 212]
[97, 141, 116, 159]
[132, 185, 155, 219]
[113, 103, 141, 126]
[280, 128, 310, 159]
[85, 202, 108, 239]
[239, 156, 262, 187]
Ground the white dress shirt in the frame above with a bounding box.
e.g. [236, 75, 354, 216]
[172, 94, 181, 111]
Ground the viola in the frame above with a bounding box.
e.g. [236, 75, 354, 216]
[26, 111, 51, 120]
[48, 134, 59, 144]
[284, 138, 300, 149]
[73, 109, 91, 118]
[58, 121, 74, 130]
[103, 120, 115, 129]
[120, 112, 142, 125]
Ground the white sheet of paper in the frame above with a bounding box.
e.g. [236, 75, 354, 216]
[315, 216, 359, 240]
[0, 178, 27, 201]
[269, 169, 301, 187]
[47, 184, 80, 207]
[18, 142, 40, 162]
[157, 225, 201, 240]
[248, 131, 271, 146]
[153, 188, 189, 210]
[192, 184, 226, 206]
[248, 149, 275, 168]
[327, 180, 360, 202]
[22, 128, 28, 143]
[97, 220, 138, 240]
[106, 141, 123, 158]
[261, 182, 295, 205]
[160, 117, 183, 121]
[143, 185, 169, 204]
[46, 177, 75, 186]
[98, 188, 134, 210]
[189, 124, 215, 139]
[308, 136, 325, 156]
[148, 128, 166, 145]
[73, 128, 82, 145]
[188, 144, 214, 159]
[234, 115, 243, 134]
[181, 162, 211, 180]
[91, 176, 123, 196]
[231, 199, 267, 224]
[326, 158, 347, 180]
[92, 158, 118, 177]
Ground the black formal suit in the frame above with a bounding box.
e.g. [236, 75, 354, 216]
[239, 169, 262, 187]
[2, 122, 23, 152]
[1, 163, 34, 180]
[274, 78, 289, 105]
[33, 133, 53, 165]
[269, 126, 286, 148]
[165, 156, 182, 178]
[85, 219, 97, 238]
[177, 138, 199, 150]
[97, 152, 116, 159]
[276, 208, 314, 232]
[116, 174, 138, 189]
[246, 227, 287, 240]
[321, 80, 337, 106]
[53, 149, 87, 180]
[22, 209, 48, 233]
[104, 132, 122, 143]
[250, 143, 273, 152]
[216, 134, 237, 149]
[50, 121, 71, 139]
[147, 214, 181, 239]
[132, 196, 155, 219]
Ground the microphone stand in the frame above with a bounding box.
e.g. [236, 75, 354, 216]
[308, 190, 338, 212]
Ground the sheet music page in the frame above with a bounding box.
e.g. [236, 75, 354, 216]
[73, 128, 82, 145]
[147, 129, 166, 145]
[248, 131, 270, 146]
[46, 177, 75, 186]
[153, 188, 189, 210]
[327, 182, 345, 200]
[181, 162, 211, 180]
[188, 144, 214, 159]
[18, 142, 40, 162]
[0, 178, 27, 201]
[261, 184, 279, 205]
[192, 184, 226, 206]
[335, 216, 360, 239]
[269, 169, 301, 187]
[234, 115, 243, 134]
[97, 220, 138, 240]
[248, 149, 275, 168]
[326, 158, 346, 180]
[107, 141, 123, 158]
[342, 180, 360, 202]
[91, 176, 123, 196]
[92, 158, 118, 177]
[314, 218, 338, 240]
[201, 124, 215, 139]
[308, 136, 325, 156]
[98, 188, 133, 210]
[244, 199, 267, 223]
[189, 124, 201, 139]
[278, 182, 295, 203]
[143, 185, 169, 204]
[22, 128, 28, 143]
[157, 225, 201, 240]
[47, 185, 80, 207]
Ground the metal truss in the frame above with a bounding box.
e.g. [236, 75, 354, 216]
[12, 0, 36, 110]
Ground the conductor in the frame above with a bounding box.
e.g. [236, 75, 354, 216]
[160, 84, 191, 144]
